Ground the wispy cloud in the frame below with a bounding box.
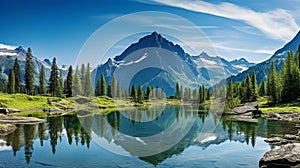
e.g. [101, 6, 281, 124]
[147, 0, 299, 42]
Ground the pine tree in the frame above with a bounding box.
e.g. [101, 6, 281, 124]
[146, 85, 151, 99]
[66, 66, 73, 97]
[83, 63, 94, 97]
[258, 80, 266, 96]
[175, 83, 180, 98]
[206, 89, 210, 100]
[280, 51, 299, 102]
[13, 58, 21, 93]
[267, 62, 280, 105]
[80, 64, 85, 91]
[251, 71, 258, 101]
[131, 85, 136, 101]
[227, 77, 233, 101]
[72, 66, 82, 96]
[100, 73, 106, 96]
[111, 75, 117, 98]
[7, 69, 15, 94]
[95, 77, 101, 96]
[49, 57, 62, 97]
[24, 48, 35, 95]
[116, 81, 120, 99]
[242, 74, 252, 102]
[137, 85, 143, 102]
[107, 84, 112, 98]
[38, 65, 46, 94]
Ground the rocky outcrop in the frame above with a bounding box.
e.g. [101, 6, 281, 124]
[0, 116, 46, 124]
[259, 143, 300, 167]
[0, 107, 21, 115]
[267, 112, 300, 122]
[228, 102, 262, 123]
[265, 134, 300, 145]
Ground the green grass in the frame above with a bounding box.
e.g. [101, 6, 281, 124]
[0, 124, 6, 129]
[0, 93, 52, 111]
[11, 111, 48, 117]
[258, 96, 300, 113]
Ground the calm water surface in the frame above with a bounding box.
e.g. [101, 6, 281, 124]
[0, 105, 298, 168]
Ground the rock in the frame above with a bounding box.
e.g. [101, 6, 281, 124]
[8, 108, 21, 113]
[231, 101, 261, 117]
[283, 134, 299, 141]
[259, 143, 300, 167]
[0, 108, 9, 115]
[298, 131, 300, 136]
[0, 124, 17, 135]
[0, 116, 46, 124]
[264, 137, 287, 144]
[267, 112, 300, 122]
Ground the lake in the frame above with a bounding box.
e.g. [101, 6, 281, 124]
[0, 105, 298, 168]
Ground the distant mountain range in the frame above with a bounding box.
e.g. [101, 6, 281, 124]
[92, 32, 255, 96]
[0, 45, 68, 84]
[229, 30, 300, 84]
[0, 32, 261, 94]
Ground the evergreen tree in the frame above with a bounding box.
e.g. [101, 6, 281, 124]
[146, 85, 151, 99]
[267, 62, 280, 105]
[38, 65, 46, 94]
[95, 77, 101, 96]
[7, 69, 15, 94]
[72, 65, 82, 96]
[49, 57, 62, 97]
[83, 63, 94, 97]
[175, 83, 180, 98]
[130, 85, 136, 101]
[80, 64, 85, 91]
[258, 80, 266, 96]
[251, 71, 258, 101]
[280, 51, 300, 102]
[227, 77, 233, 101]
[13, 58, 21, 93]
[137, 85, 143, 102]
[66, 66, 73, 97]
[100, 73, 106, 96]
[206, 89, 210, 100]
[107, 84, 112, 98]
[24, 48, 35, 95]
[111, 75, 117, 98]
[242, 74, 252, 102]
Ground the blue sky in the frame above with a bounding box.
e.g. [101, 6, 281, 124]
[0, 0, 299, 66]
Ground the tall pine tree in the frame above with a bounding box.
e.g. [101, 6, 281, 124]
[72, 65, 82, 96]
[38, 65, 46, 94]
[13, 58, 21, 93]
[83, 63, 94, 97]
[24, 48, 35, 95]
[49, 57, 62, 97]
[66, 66, 73, 97]
[267, 62, 280, 105]
[7, 69, 15, 94]
[100, 73, 106, 96]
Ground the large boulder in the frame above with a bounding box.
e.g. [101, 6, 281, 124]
[231, 101, 262, 118]
[259, 143, 300, 167]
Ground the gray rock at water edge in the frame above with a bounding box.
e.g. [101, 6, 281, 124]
[0, 108, 9, 115]
[259, 143, 300, 168]
[231, 101, 261, 118]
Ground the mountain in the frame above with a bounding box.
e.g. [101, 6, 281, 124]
[0, 44, 68, 85]
[92, 32, 254, 96]
[230, 30, 300, 84]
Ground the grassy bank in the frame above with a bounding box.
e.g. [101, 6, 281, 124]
[258, 96, 300, 113]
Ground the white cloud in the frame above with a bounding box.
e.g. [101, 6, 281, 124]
[149, 0, 299, 42]
[0, 43, 17, 50]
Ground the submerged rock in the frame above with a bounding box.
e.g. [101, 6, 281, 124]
[265, 134, 300, 145]
[259, 143, 300, 167]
